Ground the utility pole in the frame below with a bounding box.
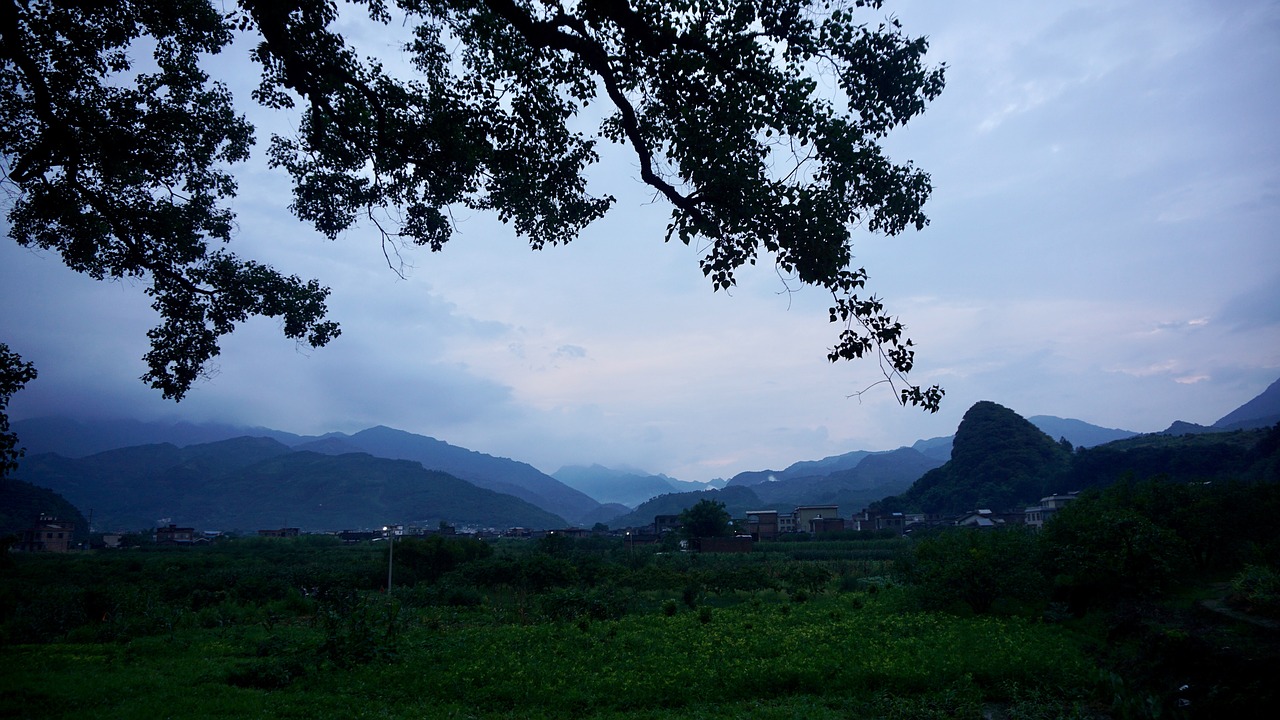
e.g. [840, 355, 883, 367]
[384, 525, 394, 591]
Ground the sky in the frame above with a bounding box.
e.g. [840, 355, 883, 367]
[2, 0, 1278, 483]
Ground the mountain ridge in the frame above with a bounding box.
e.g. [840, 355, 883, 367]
[13, 438, 567, 531]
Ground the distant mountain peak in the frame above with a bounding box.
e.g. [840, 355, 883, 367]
[1214, 377, 1280, 430]
[887, 401, 1072, 514]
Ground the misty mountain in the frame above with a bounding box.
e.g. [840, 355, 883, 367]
[748, 447, 943, 511]
[724, 450, 873, 488]
[607, 485, 766, 529]
[1159, 377, 1280, 435]
[575, 503, 634, 529]
[552, 465, 681, 507]
[666, 477, 729, 492]
[9, 417, 599, 523]
[10, 416, 307, 457]
[1027, 416, 1137, 448]
[912, 436, 954, 461]
[13, 437, 567, 531]
[1161, 420, 1217, 436]
[313, 426, 601, 525]
[779, 449, 874, 479]
[1214, 377, 1280, 430]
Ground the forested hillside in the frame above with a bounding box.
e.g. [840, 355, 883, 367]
[877, 401, 1280, 515]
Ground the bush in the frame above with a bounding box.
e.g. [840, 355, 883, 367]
[901, 528, 1045, 615]
[394, 535, 493, 585]
[537, 586, 631, 622]
[1228, 564, 1280, 617]
[1039, 500, 1186, 611]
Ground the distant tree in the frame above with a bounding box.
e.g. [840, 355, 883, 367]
[0, 344, 37, 478]
[1, 0, 944, 409]
[393, 534, 493, 584]
[679, 498, 732, 539]
[537, 530, 572, 556]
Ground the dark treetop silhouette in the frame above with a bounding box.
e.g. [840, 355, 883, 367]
[0, 0, 944, 409]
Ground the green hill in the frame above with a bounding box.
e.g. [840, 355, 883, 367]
[881, 401, 1073, 514]
[1060, 426, 1278, 489]
[0, 478, 88, 540]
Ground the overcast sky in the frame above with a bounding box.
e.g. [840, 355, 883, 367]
[3, 0, 1277, 482]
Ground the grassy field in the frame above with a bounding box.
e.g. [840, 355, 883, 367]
[5, 521, 1278, 719]
[0, 537, 1112, 719]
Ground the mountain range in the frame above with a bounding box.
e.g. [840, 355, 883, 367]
[6, 376, 1278, 534]
[11, 436, 566, 532]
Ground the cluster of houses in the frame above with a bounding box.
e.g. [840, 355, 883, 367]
[741, 494, 1078, 540]
[10, 493, 1079, 553]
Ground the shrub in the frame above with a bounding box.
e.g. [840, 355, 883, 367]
[901, 527, 1045, 615]
[1040, 502, 1185, 611]
[1228, 564, 1280, 617]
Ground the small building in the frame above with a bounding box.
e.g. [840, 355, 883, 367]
[338, 530, 378, 543]
[17, 515, 76, 552]
[1025, 493, 1077, 529]
[851, 509, 908, 534]
[955, 509, 1001, 528]
[257, 528, 301, 538]
[793, 505, 840, 534]
[654, 514, 681, 535]
[156, 524, 196, 544]
[811, 517, 846, 534]
[777, 513, 796, 533]
[744, 510, 779, 540]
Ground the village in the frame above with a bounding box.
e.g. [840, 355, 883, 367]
[11, 492, 1080, 553]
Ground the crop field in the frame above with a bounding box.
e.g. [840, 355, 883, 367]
[7, 478, 1280, 720]
[0, 537, 1104, 720]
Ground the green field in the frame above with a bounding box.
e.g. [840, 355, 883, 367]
[4, 481, 1279, 720]
[0, 535, 1096, 720]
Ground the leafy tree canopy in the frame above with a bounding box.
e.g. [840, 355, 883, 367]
[1, 0, 944, 408]
[0, 344, 37, 477]
[679, 497, 731, 538]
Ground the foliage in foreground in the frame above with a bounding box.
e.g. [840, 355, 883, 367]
[0, 535, 1106, 719]
[1, 0, 946, 408]
[6, 477, 1280, 719]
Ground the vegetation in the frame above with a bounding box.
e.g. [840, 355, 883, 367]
[0, 343, 37, 476]
[1, 0, 947, 409]
[13, 436, 569, 531]
[5, 474, 1279, 719]
[878, 402, 1279, 516]
[0, 478, 87, 540]
[1, 535, 1097, 719]
[882, 401, 1073, 514]
[678, 498, 732, 539]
